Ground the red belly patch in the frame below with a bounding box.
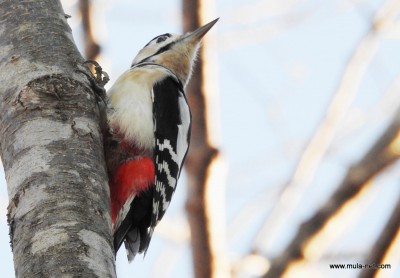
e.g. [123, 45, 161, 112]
[110, 156, 155, 224]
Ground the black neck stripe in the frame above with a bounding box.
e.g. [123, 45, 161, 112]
[130, 62, 184, 91]
[137, 41, 176, 65]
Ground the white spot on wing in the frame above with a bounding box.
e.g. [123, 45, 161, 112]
[152, 91, 191, 224]
[156, 159, 177, 188]
[154, 93, 190, 173]
[113, 194, 136, 233]
[177, 94, 191, 164]
[156, 180, 170, 208]
[156, 139, 179, 164]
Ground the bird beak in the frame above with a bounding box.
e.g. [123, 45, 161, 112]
[184, 18, 219, 42]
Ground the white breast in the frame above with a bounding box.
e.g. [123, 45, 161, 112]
[107, 67, 168, 150]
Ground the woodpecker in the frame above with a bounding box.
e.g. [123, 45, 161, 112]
[104, 18, 219, 262]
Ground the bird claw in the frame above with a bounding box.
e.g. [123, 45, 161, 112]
[83, 60, 110, 87]
[77, 60, 109, 104]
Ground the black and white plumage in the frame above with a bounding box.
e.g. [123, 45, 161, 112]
[104, 18, 219, 262]
[152, 75, 191, 227]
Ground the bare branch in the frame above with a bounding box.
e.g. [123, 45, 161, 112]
[253, 0, 400, 256]
[219, 7, 316, 51]
[359, 193, 400, 278]
[79, 0, 101, 60]
[262, 106, 400, 277]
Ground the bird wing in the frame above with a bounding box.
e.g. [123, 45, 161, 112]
[151, 75, 192, 229]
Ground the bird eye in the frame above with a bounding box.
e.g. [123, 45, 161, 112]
[156, 36, 168, 43]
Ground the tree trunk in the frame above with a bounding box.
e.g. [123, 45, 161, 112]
[0, 1, 115, 277]
[182, 1, 230, 278]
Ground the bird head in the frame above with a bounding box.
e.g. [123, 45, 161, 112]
[131, 18, 219, 86]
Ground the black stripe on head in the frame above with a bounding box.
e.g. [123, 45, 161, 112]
[144, 33, 172, 47]
[137, 40, 177, 65]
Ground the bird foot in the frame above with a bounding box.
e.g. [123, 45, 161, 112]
[78, 60, 109, 104]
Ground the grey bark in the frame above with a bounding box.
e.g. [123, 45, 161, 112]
[0, 1, 115, 277]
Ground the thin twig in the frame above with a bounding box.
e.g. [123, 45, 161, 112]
[358, 192, 400, 278]
[263, 106, 400, 277]
[253, 0, 400, 256]
[79, 0, 101, 60]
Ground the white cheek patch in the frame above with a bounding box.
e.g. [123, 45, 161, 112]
[131, 34, 181, 66]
